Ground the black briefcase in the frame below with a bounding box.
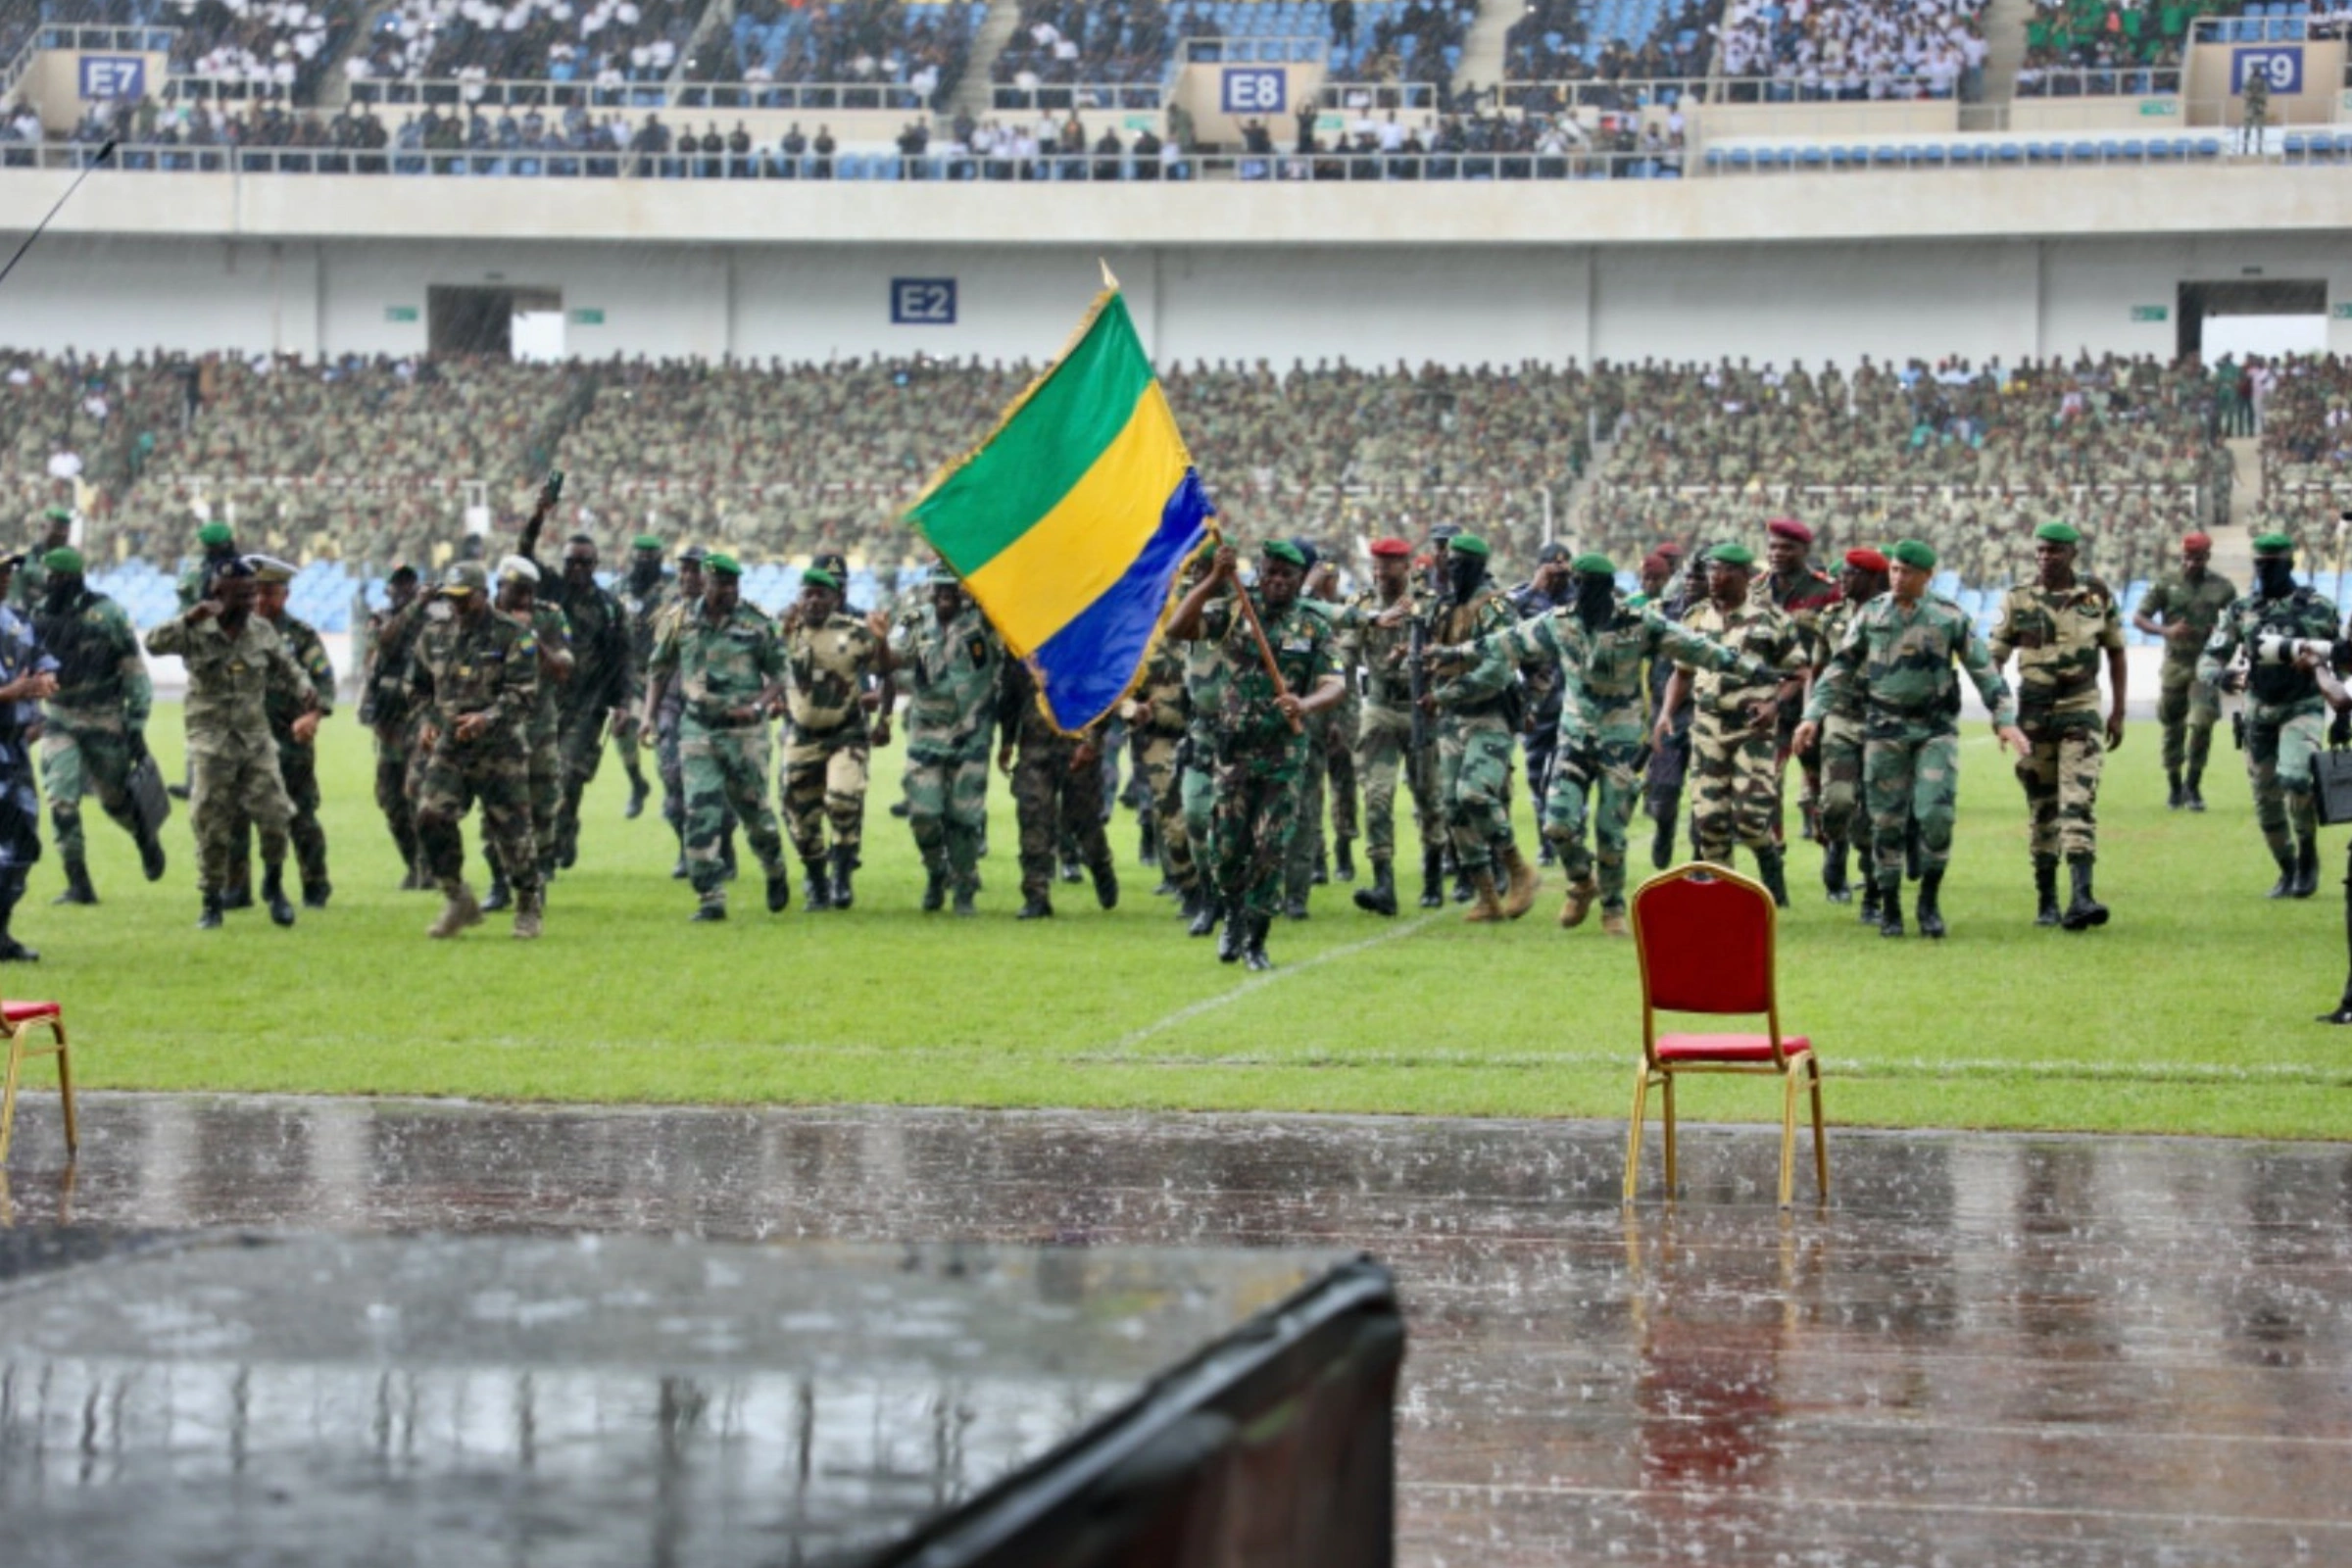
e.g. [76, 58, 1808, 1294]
[2317, 749, 2352, 826]
[127, 752, 172, 837]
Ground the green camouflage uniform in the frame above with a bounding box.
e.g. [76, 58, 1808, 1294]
[1428, 587, 1520, 875]
[1283, 598, 1346, 904]
[1990, 576, 2123, 864]
[1677, 599, 1806, 864]
[2198, 585, 2342, 864]
[145, 609, 309, 897]
[1124, 640, 1198, 896]
[1808, 597, 1868, 853]
[33, 584, 154, 870]
[1000, 657, 1110, 902]
[1756, 564, 1840, 833]
[894, 598, 1003, 899]
[551, 578, 631, 865]
[519, 602, 572, 878]
[613, 573, 670, 795]
[1200, 590, 1336, 918]
[1179, 618, 1229, 862]
[408, 604, 542, 899]
[649, 598, 788, 909]
[1807, 594, 2015, 885]
[1466, 602, 1760, 912]
[2138, 568, 2237, 778]
[781, 610, 884, 863]
[253, 611, 337, 893]
[1348, 585, 1439, 871]
[361, 596, 430, 873]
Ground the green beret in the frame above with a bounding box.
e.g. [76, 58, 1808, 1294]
[1891, 539, 1937, 570]
[631, 533, 662, 553]
[2034, 521, 2082, 546]
[2253, 532, 2295, 557]
[196, 522, 234, 548]
[41, 546, 83, 575]
[1449, 533, 1490, 559]
[1261, 539, 1307, 567]
[802, 566, 841, 591]
[705, 552, 742, 577]
[42, 506, 72, 524]
[1572, 552, 1615, 575]
[1707, 542, 1756, 568]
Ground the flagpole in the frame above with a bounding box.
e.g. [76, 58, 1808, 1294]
[1217, 532, 1304, 736]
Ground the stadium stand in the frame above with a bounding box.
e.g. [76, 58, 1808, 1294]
[1504, 0, 1717, 91]
[341, 0, 703, 89]
[680, 0, 986, 111]
[989, 0, 1178, 107]
[2015, 0, 2229, 96]
[1715, 0, 1992, 101]
[9, 348, 2329, 634]
[34, 0, 355, 100]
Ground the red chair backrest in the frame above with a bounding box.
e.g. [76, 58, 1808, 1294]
[1634, 867, 1774, 1017]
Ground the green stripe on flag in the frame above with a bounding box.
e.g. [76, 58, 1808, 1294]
[912, 297, 1157, 576]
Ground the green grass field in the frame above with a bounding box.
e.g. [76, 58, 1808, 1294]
[24, 705, 2352, 1140]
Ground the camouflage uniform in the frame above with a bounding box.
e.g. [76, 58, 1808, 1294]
[408, 603, 542, 904]
[1428, 586, 1521, 876]
[1282, 599, 1345, 909]
[2199, 584, 2341, 876]
[1756, 564, 1839, 837]
[613, 571, 671, 802]
[780, 609, 885, 867]
[252, 610, 336, 897]
[517, 602, 572, 879]
[648, 598, 788, 911]
[33, 583, 155, 880]
[1465, 602, 1758, 914]
[145, 608, 310, 900]
[2138, 568, 2237, 785]
[1000, 657, 1111, 906]
[1123, 640, 1198, 898]
[894, 598, 1003, 904]
[648, 591, 710, 855]
[360, 595, 430, 877]
[1179, 616, 1229, 863]
[1508, 579, 1572, 828]
[1676, 599, 1806, 865]
[1200, 589, 1335, 919]
[1349, 585, 1440, 878]
[1990, 576, 2123, 864]
[551, 577, 631, 866]
[1808, 594, 2015, 886]
[0, 604, 59, 948]
[1808, 597, 1868, 860]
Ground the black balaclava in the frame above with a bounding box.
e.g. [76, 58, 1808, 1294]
[1573, 569, 1615, 630]
[1448, 552, 1487, 603]
[42, 575, 79, 615]
[2256, 557, 2296, 599]
[628, 553, 662, 592]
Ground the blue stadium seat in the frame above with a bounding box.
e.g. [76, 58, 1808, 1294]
[2097, 139, 2125, 161]
[1871, 145, 1899, 167]
[1997, 142, 2023, 164]
[1705, 147, 1726, 171]
[1799, 146, 1826, 169]
[1729, 148, 1753, 171]
[1919, 145, 1946, 167]
[2147, 138, 2177, 162]
[2120, 138, 2145, 161]
[2026, 141, 2054, 163]
[2284, 131, 2309, 162]
[2193, 136, 2222, 159]
[1828, 145, 1853, 169]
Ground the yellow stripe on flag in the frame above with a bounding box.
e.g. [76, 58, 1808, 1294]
[964, 380, 1191, 655]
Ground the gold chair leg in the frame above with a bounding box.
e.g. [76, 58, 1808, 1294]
[1623, 1066, 1650, 1203]
[0, 1028, 21, 1165]
[1778, 1064, 1800, 1209]
[51, 1023, 75, 1156]
[1809, 1055, 1828, 1201]
[1660, 1072, 1678, 1196]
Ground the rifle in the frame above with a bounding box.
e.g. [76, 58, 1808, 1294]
[1407, 599, 1431, 757]
[516, 468, 564, 565]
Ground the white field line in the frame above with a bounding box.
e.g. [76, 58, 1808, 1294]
[1098, 913, 1442, 1058]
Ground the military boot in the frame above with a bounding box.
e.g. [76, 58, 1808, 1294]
[1217, 902, 1247, 962]
[1187, 886, 1221, 937]
[1283, 891, 1309, 920]
[803, 858, 832, 910]
[262, 864, 297, 928]
[1755, 847, 1790, 909]
[2269, 840, 2298, 899]
[482, 872, 513, 913]
[1091, 858, 1119, 910]
[1877, 877, 1904, 939]
[427, 882, 483, 940]
[921, 861, 948, 912]
[2034, 855, 2061, 926]
[138, 829, 167, 883]
[221, 877, 253, 911]
[1138, 814, 1158, 868]
[691, 899, 727, 923]
[2166, 768, 2184, 809]
[1600, 906, 1630, 938]
[1016, 892, 1054, 919]
[1311, 851, 1328, 887]
[513, 889, 543, 940]
[301, 876, 331, 910]
[2061, 856, 2110, 930]
[625, 776, 649, 820]
[1558, 870, 1598, 929]
[1243, 913, 1274, 972]
[2294, 838, 2322, 900]
[1498, 844, 1541, 919]
[51, 858, 96, 906]
[1916, 868, 1947, 939]
[1463, 870, 1506, 923]
[1353, 860, 1397, 917]
[2185, 767, 2207, 811]
[1649, 799, 1678, 870]
[1858, 875, 1882, 927]
[827, 846, 856, 909]
[951, 883, 977, 918]
[196, 890, 223, 931]
[1418, 847, 1445, 908]
[1822, 838, 1850, 903]
[766, 864, 793, 913]
[1335, 835, 1355, 882]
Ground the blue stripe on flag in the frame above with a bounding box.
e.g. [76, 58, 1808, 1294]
[1029, 468, 1214, 732]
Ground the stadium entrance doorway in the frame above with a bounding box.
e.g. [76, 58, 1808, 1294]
[427, 285, 564, 359]
[2177, 279, 2328, 362]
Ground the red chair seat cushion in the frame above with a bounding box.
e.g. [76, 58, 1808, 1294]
[3, 1001, 61, 1025]
[1656, 1032, 1809, 1064]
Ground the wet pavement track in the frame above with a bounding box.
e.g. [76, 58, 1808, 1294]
[4, 1094, 2349, 1565]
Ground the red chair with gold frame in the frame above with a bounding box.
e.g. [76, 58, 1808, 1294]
[1625, 864, 1826, 1208]
[0, 1001, 75, 1164]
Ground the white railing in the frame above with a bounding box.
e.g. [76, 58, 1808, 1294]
[1497, 76, 1713, 112]
[33, 23, 178, 54]
[2013, 66, 2189, 97]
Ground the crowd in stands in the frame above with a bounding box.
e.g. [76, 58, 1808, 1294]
[688, 0, 980, 110]
[31, 0, 350, 97]
[2016, 0, 2228, 96]
[1716, 0, 1992, 102]
[992, 0, 1173, 96]
[341, 0, 701, 87]
[1505, 0, 1717, 84]
[11, 348, 2328, 599]
[1586, 353, 2234, 584]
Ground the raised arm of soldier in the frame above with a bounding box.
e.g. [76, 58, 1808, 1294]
[1167, 544, 1238, 641]
[864, 608, 897, 748]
